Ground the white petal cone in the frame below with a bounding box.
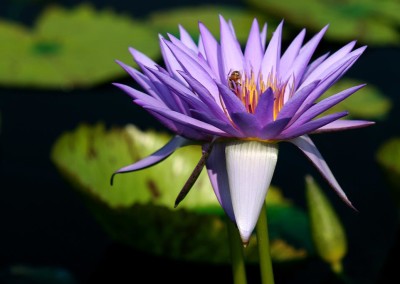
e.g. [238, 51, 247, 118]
[225, 141, 279, 244]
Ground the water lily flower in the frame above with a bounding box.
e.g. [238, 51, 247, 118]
[111, 16, 374, 244]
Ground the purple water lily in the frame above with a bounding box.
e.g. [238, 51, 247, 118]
[111, 16, 374, 244]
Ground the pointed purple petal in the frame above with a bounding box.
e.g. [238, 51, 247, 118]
[230, 112, 261, 137]
[244, 19, 263, 75]
[179, 25, 198, 52]
[279, 111, 348, 139]
[179, 72, 227, 119]
[190, 109, 243, 137]
[113, 83, 165, 107]
[302, 52, 330, 82]
[159, 35, 184, 81]
[289, 135, 355, 209]
[280, 29, 305, 77]
[260, 118, 291, 140]
[277, 80, 320, 122]
[199, 22, 224, 81]
[288, 25, 329, 89]
[164, 39, 219, 98]
[254, 87, 274, 126]
[292, 84, 365, 127]
[312, 120, 375, 133]
[206, 143, 235, 221]
[219, 15, 244, 79]
[145, 67, 207, 114]
[129, 47, 158, 69]
[260, 23, 267, 50]
[216, 83, 247, 114]
[261, 21, 283, 80]
[143, 104, 228, 136]
[293, 53, 363, 120]
[115, 60, 163, 101]
[111, 136, 193, 183]
[301, 41, 357, 86]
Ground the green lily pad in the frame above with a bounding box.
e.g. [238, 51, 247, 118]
[318, 79, 391, 120]
[147, 5, 276, 43]
[246, 0, 400, 45]
[376, 138, 400, 208]
[51, 123, 311, 263]
[0, 4, 159, 89]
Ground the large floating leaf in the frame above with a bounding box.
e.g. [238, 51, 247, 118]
[51, 123, 311, 263]
[0, 4, 159, 89]
[376, 138, 400, 208]
[247, 0, 400, 45]
[147, 5, 277, 44]
[318, 79, 391, 120]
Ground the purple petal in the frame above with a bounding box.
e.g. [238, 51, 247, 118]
[190, 109, 243, 137]
[293, 53, 363, 120]
[260, 23, 267, 50]
[312, 120, 375, 133]
[254, 87, 274, 127]
[116, 60, 162, 101]
[277, 80, 320, 122]
[179, 72, 227, 120]
[143, 104, 229, 136]
[168, 33, 216, 78]
[279, 111, 349, 139]
[219, 15, 244, 79]
[111, 136, 193, 184]
[260, 118, 291, 140]
[302, 52, 330, 82]
[291, 84, 365, 127]
[199, 22, 224, 81]
[230, 112, 261, 137]
[280, 29, 306, 77]
[206, 143, 235, 221]
[261, 21, 283, 80]
[115, 60, 163, 101]
[159, 35, 184, 81]
[145, 67, 207, 114]
[129, 47, 158, 69]
[113, 83, 165, 107]
[289, 135, 355, 209]
[301, 41, 357, 87]
[287, 25, 328, 89]
[244, 19, 263, 76]
[140, 65, 185, 112]
[179, 25, 198, 52]
[163, 39, 219, 98]
[216, 83, 247, 114]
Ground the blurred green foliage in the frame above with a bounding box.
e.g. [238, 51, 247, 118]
[0, 4, 159, 89]
[247, 0, 400, 45]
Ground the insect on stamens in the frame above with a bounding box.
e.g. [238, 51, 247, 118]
[228, 70, 242, 90]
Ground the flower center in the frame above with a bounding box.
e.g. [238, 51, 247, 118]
[227, 71, 293, 120]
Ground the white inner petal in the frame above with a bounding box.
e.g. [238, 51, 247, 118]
[225, 140, 279, 243]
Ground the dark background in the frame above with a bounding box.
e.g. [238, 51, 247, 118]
[1, 0, 400, 283]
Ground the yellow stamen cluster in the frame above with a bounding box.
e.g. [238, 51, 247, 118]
[227, 71, 292, 120]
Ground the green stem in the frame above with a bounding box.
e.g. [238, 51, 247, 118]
[227, 218, 247, 284]
[256, 202, 275, 284]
